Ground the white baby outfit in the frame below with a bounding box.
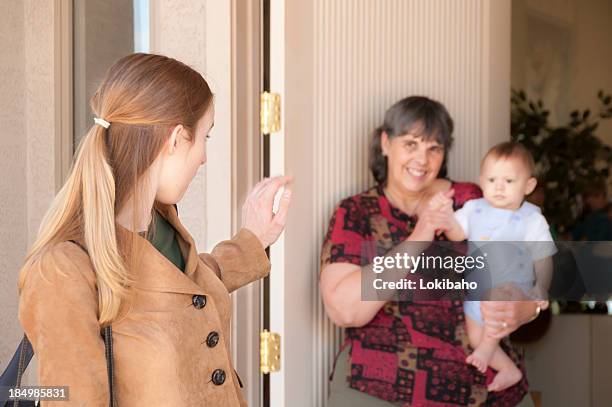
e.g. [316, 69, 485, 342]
[455, 198, 556, 324]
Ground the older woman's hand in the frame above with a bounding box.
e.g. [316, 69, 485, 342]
[410, 189, 456, 241]
[428, 190, 454, 213]
[410, 206, 453, 241]
[480, 283, 549, 338]
[427, 190, 457, 237]
[242, 176, 293, 248]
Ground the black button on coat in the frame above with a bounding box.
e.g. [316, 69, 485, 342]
[192, 294, 207, 309]
[206, 331, 220, 348]
[212, 369, 226, 385]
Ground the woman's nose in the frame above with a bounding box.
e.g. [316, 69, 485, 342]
[414, 146, 428, 165]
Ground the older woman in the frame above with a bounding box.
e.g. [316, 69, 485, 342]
[320, 96, 541, 406]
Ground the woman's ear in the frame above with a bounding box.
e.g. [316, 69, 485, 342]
[167, 124, 183, 155]
[381, 131, 390, 157]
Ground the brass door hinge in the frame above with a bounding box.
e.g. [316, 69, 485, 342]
[260, 92, 281, 134]
[260, 329, 281, 373]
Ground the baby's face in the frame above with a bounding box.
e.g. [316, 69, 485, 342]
[479, 156, 536, 210]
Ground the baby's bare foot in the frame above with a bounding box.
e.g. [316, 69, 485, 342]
[466, 344, 496, 374]
[466, 353, 487, 373]
[487, 365, 523, 392]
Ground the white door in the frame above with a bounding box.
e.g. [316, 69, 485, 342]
[267, 1, 511, 406]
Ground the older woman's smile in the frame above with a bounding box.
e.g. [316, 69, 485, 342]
[406, 167, 427, 177]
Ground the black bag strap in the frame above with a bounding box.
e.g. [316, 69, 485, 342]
[0, 335, 35, 406]
[1, 241, 115, 407]
[102, 326, 115, 407]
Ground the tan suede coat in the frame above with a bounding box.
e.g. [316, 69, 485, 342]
[18, 204, 270, 406]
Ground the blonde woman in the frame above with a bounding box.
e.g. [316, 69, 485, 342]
[18, 53, 291, 406]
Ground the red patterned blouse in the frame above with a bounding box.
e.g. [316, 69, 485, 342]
[321, 182, 529, 407]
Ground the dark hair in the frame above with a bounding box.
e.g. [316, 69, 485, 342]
[369, 96, 454, 184]
[483, 142, 535, 176]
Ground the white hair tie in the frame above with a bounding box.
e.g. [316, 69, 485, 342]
[93, 117, 110, 129]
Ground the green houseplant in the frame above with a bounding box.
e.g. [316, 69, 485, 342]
[510, 89, 612, 235]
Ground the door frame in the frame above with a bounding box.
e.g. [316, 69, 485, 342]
[227, 1, 265, 406]
[268, 0, 287, 403]
[268, 0, 318, 405]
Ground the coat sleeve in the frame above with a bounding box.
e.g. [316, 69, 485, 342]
[198, 228, 271, 293]
[18, 243, 109, 407]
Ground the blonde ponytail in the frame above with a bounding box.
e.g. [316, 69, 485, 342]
[19, 125, 130, 325]
[80, 125, 130, 325]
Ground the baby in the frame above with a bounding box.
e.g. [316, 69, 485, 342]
[431, 142, 555, 392]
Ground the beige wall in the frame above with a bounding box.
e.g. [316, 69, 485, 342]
[0, 0, 28, 367]
[0, 0, 58, 382]
[512, 0, 612, 145]
[569, 0, 612, 146]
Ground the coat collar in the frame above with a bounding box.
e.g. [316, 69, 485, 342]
[154, 203, 199, 277]
[114, 203, 206, 296]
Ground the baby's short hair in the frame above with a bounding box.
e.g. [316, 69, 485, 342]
[482, 142, 535, 176]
